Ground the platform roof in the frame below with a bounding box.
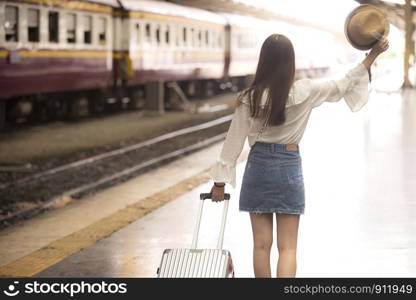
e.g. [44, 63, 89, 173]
[118, 0, 227, 25]
[168, 0, 352, 40]
[356, 0, 416, 30]
[88, 0, 119, 7]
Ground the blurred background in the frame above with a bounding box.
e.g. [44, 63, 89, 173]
[0, 0, 415, 278]
[0, 0, 413, 130]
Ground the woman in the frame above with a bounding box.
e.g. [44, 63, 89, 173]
[209, 34, 389, 278]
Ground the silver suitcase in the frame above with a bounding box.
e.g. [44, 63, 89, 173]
[157, 193, 234, 278]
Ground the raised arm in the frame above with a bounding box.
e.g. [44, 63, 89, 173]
[362, 38, 389, 71]
[307, 38, 389, 111]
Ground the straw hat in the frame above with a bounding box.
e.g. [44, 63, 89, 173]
[344, 4, 390, 50]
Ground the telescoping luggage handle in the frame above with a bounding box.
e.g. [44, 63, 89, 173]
[191, 193, 230, 250]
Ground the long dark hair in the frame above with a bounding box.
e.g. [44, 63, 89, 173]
[237, 34, 295, 126]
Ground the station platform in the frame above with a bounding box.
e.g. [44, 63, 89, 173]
[0, 87, 415, 278]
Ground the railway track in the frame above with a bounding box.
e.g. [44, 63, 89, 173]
[0, 115, 232, 227]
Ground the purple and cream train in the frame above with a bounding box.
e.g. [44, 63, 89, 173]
[0, 0, 336, 127]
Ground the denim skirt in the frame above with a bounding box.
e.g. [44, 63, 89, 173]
[239, 142, 305, 214]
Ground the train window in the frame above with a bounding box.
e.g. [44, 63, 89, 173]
[5, 6, 19, 42]
[155, 25, 160, 45]
[218, 33, 222, 48]
[165, 25, 170, 45]
[211, 31, 216, 48]
[197, 29, 202, 47]
[190, 28, 194, 47]
[98, 17, 107, 44]
[135, 23, 140, 45]
[28, 8, 40, 42]
[145, 23, 151, 43]
[205, 30, 209, 48]
[48, 11, 59, 43]
[183, 27, 187, 44]
[66, 13, 76, 43]
[83, 15, 92, 44]
[175, 25, 180, 47]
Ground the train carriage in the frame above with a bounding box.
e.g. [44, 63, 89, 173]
[286, 23, 335, 77]
[0, 0, 335, 128]
[222, 13, 272, 80]
[114, 0, 228, 102]
[0, 0, 116, 123]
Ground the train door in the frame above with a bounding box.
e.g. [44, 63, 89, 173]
[111, 8, 132, 109]
[223, 24, 231, 78]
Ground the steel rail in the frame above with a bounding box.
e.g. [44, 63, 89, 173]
[0, 115, 232, 190]
[0, 132, 227, 224]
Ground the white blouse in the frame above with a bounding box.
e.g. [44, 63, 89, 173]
[209, 63, 370, 188]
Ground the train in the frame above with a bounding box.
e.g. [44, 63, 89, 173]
[0, 0, 337, 128]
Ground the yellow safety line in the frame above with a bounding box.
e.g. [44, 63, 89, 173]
[18, 50, 110, 58]
[0, 168, 212, 277]
[130, 51, 225, 59]
[0, 49, 111, 58]
[0, 50, 226, 59]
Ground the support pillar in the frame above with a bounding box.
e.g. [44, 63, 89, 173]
[145, 81, 165, 115]
[403, 0, 414, 88]
[0, 101, 5, 129]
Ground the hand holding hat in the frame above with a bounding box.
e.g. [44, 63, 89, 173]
[369, 37, 389, 56]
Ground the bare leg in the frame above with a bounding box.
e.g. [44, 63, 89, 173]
[275, 213, 300, 278]
[249, 212, 273, 278]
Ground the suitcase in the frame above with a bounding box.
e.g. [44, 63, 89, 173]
[157, 192, 234, 278]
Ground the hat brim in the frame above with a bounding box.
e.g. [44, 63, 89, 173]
[344, 4, 390, 51]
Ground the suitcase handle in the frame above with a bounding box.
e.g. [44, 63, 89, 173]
[191, 193, 230, 250]
[200, 193, 230, 200]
